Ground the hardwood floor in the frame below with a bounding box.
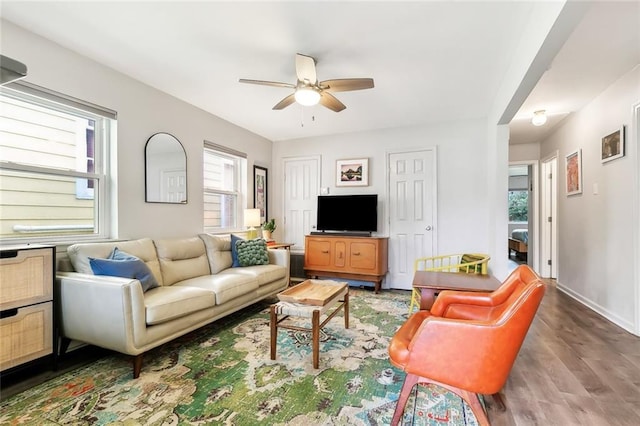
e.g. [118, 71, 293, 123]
[485, 280, 640, 425]
[2, 281, 638, 425]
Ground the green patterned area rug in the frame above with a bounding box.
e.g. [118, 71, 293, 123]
[0, 289, 479, 425]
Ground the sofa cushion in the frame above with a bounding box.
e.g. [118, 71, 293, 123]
[89, 250, 159, 292]
[218, 264, 286, 286]
[154, 237, 210, 286]
[230, 234, 244, 267]
[199, 233, 233, 274]
[144, 286, 215, 325]
[173, 274, 258, 305]
[67, 238, 163, 286]
[236, 238, 269, 267]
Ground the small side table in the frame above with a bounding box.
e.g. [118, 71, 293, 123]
[267, 243, 294, 250]
[413, 270, 500, 310]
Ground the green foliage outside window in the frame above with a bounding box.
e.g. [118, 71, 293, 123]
[508, 190, 528, 222]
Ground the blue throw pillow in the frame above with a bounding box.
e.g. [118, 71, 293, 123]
[89, 249, 159, 292]
[231, 234, 245, 267]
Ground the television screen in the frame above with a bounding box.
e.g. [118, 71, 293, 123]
[316, 194, 378, 233]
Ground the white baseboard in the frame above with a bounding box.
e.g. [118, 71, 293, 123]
[556, 280, 637, 335]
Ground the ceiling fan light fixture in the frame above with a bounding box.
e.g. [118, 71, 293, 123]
[294, 87, 320, 106]
[532, 110, 547, 126]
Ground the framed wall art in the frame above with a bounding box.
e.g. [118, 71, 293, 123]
[565, 149, 582, 196]
[601, 126, 625, 163]
[253, 165, 268, 224]
[336, 158, 369, 187]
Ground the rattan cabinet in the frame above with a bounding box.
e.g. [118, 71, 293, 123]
[0, 245, 55, 373]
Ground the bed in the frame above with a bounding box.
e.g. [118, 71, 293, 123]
[508, 229, 528, 260]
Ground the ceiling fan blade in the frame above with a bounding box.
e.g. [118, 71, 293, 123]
[272, 93, 296, 110]
[320, 78, 375, 92]
[239, 79, 295, 89]
[319, 92, 346, 112]
[296, 53, 317, 84]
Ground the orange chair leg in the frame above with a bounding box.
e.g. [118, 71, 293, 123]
[391, 373, 419, 426]
[392, 374, 491, 426]
[492, 391, 506, 411]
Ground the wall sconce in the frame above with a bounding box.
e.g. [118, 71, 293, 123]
[531, 110, 547, 126]
[244, 208, 261, 239]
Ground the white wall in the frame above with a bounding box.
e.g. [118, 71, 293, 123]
[2, 20, 272, 239]
[272, 119, 492, 276]
[540, 65, 640, 333]
[509, 143, 540, 162]
[483, 0, 585, 280]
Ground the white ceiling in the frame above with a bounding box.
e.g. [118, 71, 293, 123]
[2, 1, 638, 143]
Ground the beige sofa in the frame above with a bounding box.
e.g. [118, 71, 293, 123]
[56, 234, 289, 378]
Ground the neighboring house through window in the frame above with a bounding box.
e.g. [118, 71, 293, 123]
[203, 141, 246, 233]
[0, 82, 115, 242]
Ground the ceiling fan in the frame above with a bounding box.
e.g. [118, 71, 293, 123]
[239, 53, 374, 112]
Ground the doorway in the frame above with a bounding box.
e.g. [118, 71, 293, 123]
[387, 148, 437, 290]
[507, 161, 540, 274]
[507, 164, 531, 267]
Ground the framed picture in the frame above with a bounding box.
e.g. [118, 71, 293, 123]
[336, 158, 369, 187]
[601, 126, 625, 163]
[253, 165, 268, 224]
[565, 149, 582, 196]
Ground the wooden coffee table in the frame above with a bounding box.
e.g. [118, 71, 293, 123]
[413, 270, 501, 310]
[270, 279, 349, 368]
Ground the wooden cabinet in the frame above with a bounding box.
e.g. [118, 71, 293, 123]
[0, 245, 55, 373]
[304, 235, 388, 293]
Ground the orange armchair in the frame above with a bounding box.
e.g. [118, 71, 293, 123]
[388, 265, 545, 425]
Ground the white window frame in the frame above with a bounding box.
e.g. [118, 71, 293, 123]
[0, 82, 115, 243]
[203, 141, 247, 233]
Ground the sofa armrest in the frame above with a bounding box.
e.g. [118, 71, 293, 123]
[267, 248, 289, 268]
[56, 272, 147, 355]
[268, 248, 290, 283]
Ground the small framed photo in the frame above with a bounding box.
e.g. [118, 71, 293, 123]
[336, 158, 369, 187]
[253, 165, 268, 224]
[565, 149, 582, 196]
[601, 126, 625, 163]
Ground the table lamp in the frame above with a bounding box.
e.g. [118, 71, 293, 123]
[244, 208, 261, 239]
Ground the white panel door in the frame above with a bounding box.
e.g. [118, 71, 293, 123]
[283, 156, 320, 252]
[388, 149, 436, 289]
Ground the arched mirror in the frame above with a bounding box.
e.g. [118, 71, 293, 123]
[145, 132, 187, 203]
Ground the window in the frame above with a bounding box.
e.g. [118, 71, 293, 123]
[203, 142, 246, 232]
[0, 82, 115, 242]
[508, 190, 528, 222]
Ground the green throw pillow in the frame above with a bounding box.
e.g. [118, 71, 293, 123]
[235, 238, 269, 267]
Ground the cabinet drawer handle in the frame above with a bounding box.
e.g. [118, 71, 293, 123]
[0, 250, 18, 259]
[321, 250, 329, 254]
[353, 252, 361, 256]
[0, 308, 18, 319]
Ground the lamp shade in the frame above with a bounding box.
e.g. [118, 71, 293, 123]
[294, 87, 321, 106]
[244, 209, 261, 227]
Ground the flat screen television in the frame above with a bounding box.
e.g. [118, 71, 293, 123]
[316, 194, 378, 234]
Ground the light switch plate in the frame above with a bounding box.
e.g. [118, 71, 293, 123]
[320, 187, 330, 195]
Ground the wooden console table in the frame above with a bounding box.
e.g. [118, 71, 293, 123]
[304, 235, 388, 293]
[413, 270, 501, 310]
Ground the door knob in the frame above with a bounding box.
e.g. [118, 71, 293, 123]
[426, 226, 432, 231]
